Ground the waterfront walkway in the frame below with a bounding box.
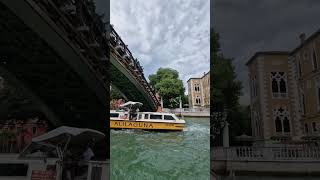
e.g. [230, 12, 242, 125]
[162, 108, 210, 118]
[212, 146, 320, 177]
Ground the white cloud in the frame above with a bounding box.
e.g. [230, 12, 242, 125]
[111, 0, 210, 93]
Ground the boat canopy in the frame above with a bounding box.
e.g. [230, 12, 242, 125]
[119, 101, 143, 110]
[20, 126, 106, 160]
[32, 126, 105, 145]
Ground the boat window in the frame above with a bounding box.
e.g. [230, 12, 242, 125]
[110, 113, 119, 118]
[164, 115, 175, 120]
[150, 114, 162, 120]
[138, 114, 142, 120]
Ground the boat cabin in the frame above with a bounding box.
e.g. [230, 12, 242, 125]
[110, 111, 181, 122]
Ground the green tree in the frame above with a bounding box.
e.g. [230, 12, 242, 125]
[149, 68, 184, 108]
[211, 29, 244, 146]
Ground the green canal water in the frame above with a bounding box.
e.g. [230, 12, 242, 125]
[110, 117, 210, 180]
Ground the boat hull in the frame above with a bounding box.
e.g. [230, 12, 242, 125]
[110, 119, 184, 131]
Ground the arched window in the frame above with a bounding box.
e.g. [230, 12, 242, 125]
[312, 48, 318, 70]
[275, 117, 282, 132]
[271, 72, 287, 98]
[272, 79, 278, 93]
[312, 122, 317, 132]
[298, 60, 302, 78]
[283, 117, 290, 132]
[305, 123, 309, 133]
[280, 79, 286, 93]
[273, 107, 290, 134]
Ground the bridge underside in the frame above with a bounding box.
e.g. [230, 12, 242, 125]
[110, 53, 156, 111]
[110, 65, 152, 111]
[0, 2, 107, 130]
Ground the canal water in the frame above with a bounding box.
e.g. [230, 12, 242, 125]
[110, 117, 210, 180]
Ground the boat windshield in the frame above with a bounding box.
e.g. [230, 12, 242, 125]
[164, 115, 176, 120]
[110, 113, 119, 118]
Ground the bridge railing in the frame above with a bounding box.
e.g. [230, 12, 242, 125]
[212, 146, 320, 161]
[30, 0, 109, 88]
[28, 0, 159, 107]
[109, 25, 159, 106]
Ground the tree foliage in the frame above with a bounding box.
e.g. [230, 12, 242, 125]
[149, 68, 184, 108]
[210, 29, 246, 146]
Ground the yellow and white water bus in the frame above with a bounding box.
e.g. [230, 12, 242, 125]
[110, 102, 185, 131]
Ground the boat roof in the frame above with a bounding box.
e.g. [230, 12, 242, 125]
[32, 126, 105, 144]
[119, 101, 143, 108]
[110, 111, 176, 116]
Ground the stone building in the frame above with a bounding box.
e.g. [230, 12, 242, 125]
[290, 31, 320, 140]
[246, 29, 320, 146]
[187, 71, 210, 108]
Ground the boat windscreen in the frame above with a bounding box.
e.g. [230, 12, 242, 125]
[164, 115, 175, 120]
[150, 114, 162, 120]
[110, 113, 119, 118]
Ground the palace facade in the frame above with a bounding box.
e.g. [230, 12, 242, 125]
[247, 30, 320, 146]
[187, 71, 210, 108]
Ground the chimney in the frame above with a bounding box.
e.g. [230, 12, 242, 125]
[299, 33, 306, 44]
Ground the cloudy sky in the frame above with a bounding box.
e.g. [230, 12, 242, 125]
[213, 0, 320, 105]
[110, 0, 210, 94]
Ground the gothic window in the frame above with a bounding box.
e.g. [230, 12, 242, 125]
[195, 96, 201, 104]
[273, 107, 291, 135]
[312, 122, 317, 132]
[251, 77, 255, 97]
[283, 117, 290, 132]
[318, 87, 320, 111]
[302, 94, 306, 114]
[305, 123, 309, 134]
[271, 72, 287, 98]
[298, 60, 302, 78]
[316, 78, 320, 111]
[194, 84, 200, 92]
[275, 117, 282, 132]
[312, 47, 318, 70]
[272, 78, 278, 93]
[254, 76, 258, 97]
[280, 79, 286, 93]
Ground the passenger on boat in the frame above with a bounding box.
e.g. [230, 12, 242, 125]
[129, 108, 138, 120]
[83, 142, 95, 161]
[63, 149, 76, 180]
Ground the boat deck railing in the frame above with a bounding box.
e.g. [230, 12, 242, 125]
[58, 159, 109, 180]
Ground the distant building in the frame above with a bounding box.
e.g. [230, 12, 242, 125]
[246, 29, 320, 146]
[187, 71, 210, 108]
[0, 117, 48, 152]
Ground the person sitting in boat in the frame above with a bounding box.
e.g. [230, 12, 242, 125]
[129, 108, 137, 120]
[83, 142, 95, 161]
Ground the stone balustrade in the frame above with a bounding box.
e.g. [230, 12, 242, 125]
[212, 146, 320, 161]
